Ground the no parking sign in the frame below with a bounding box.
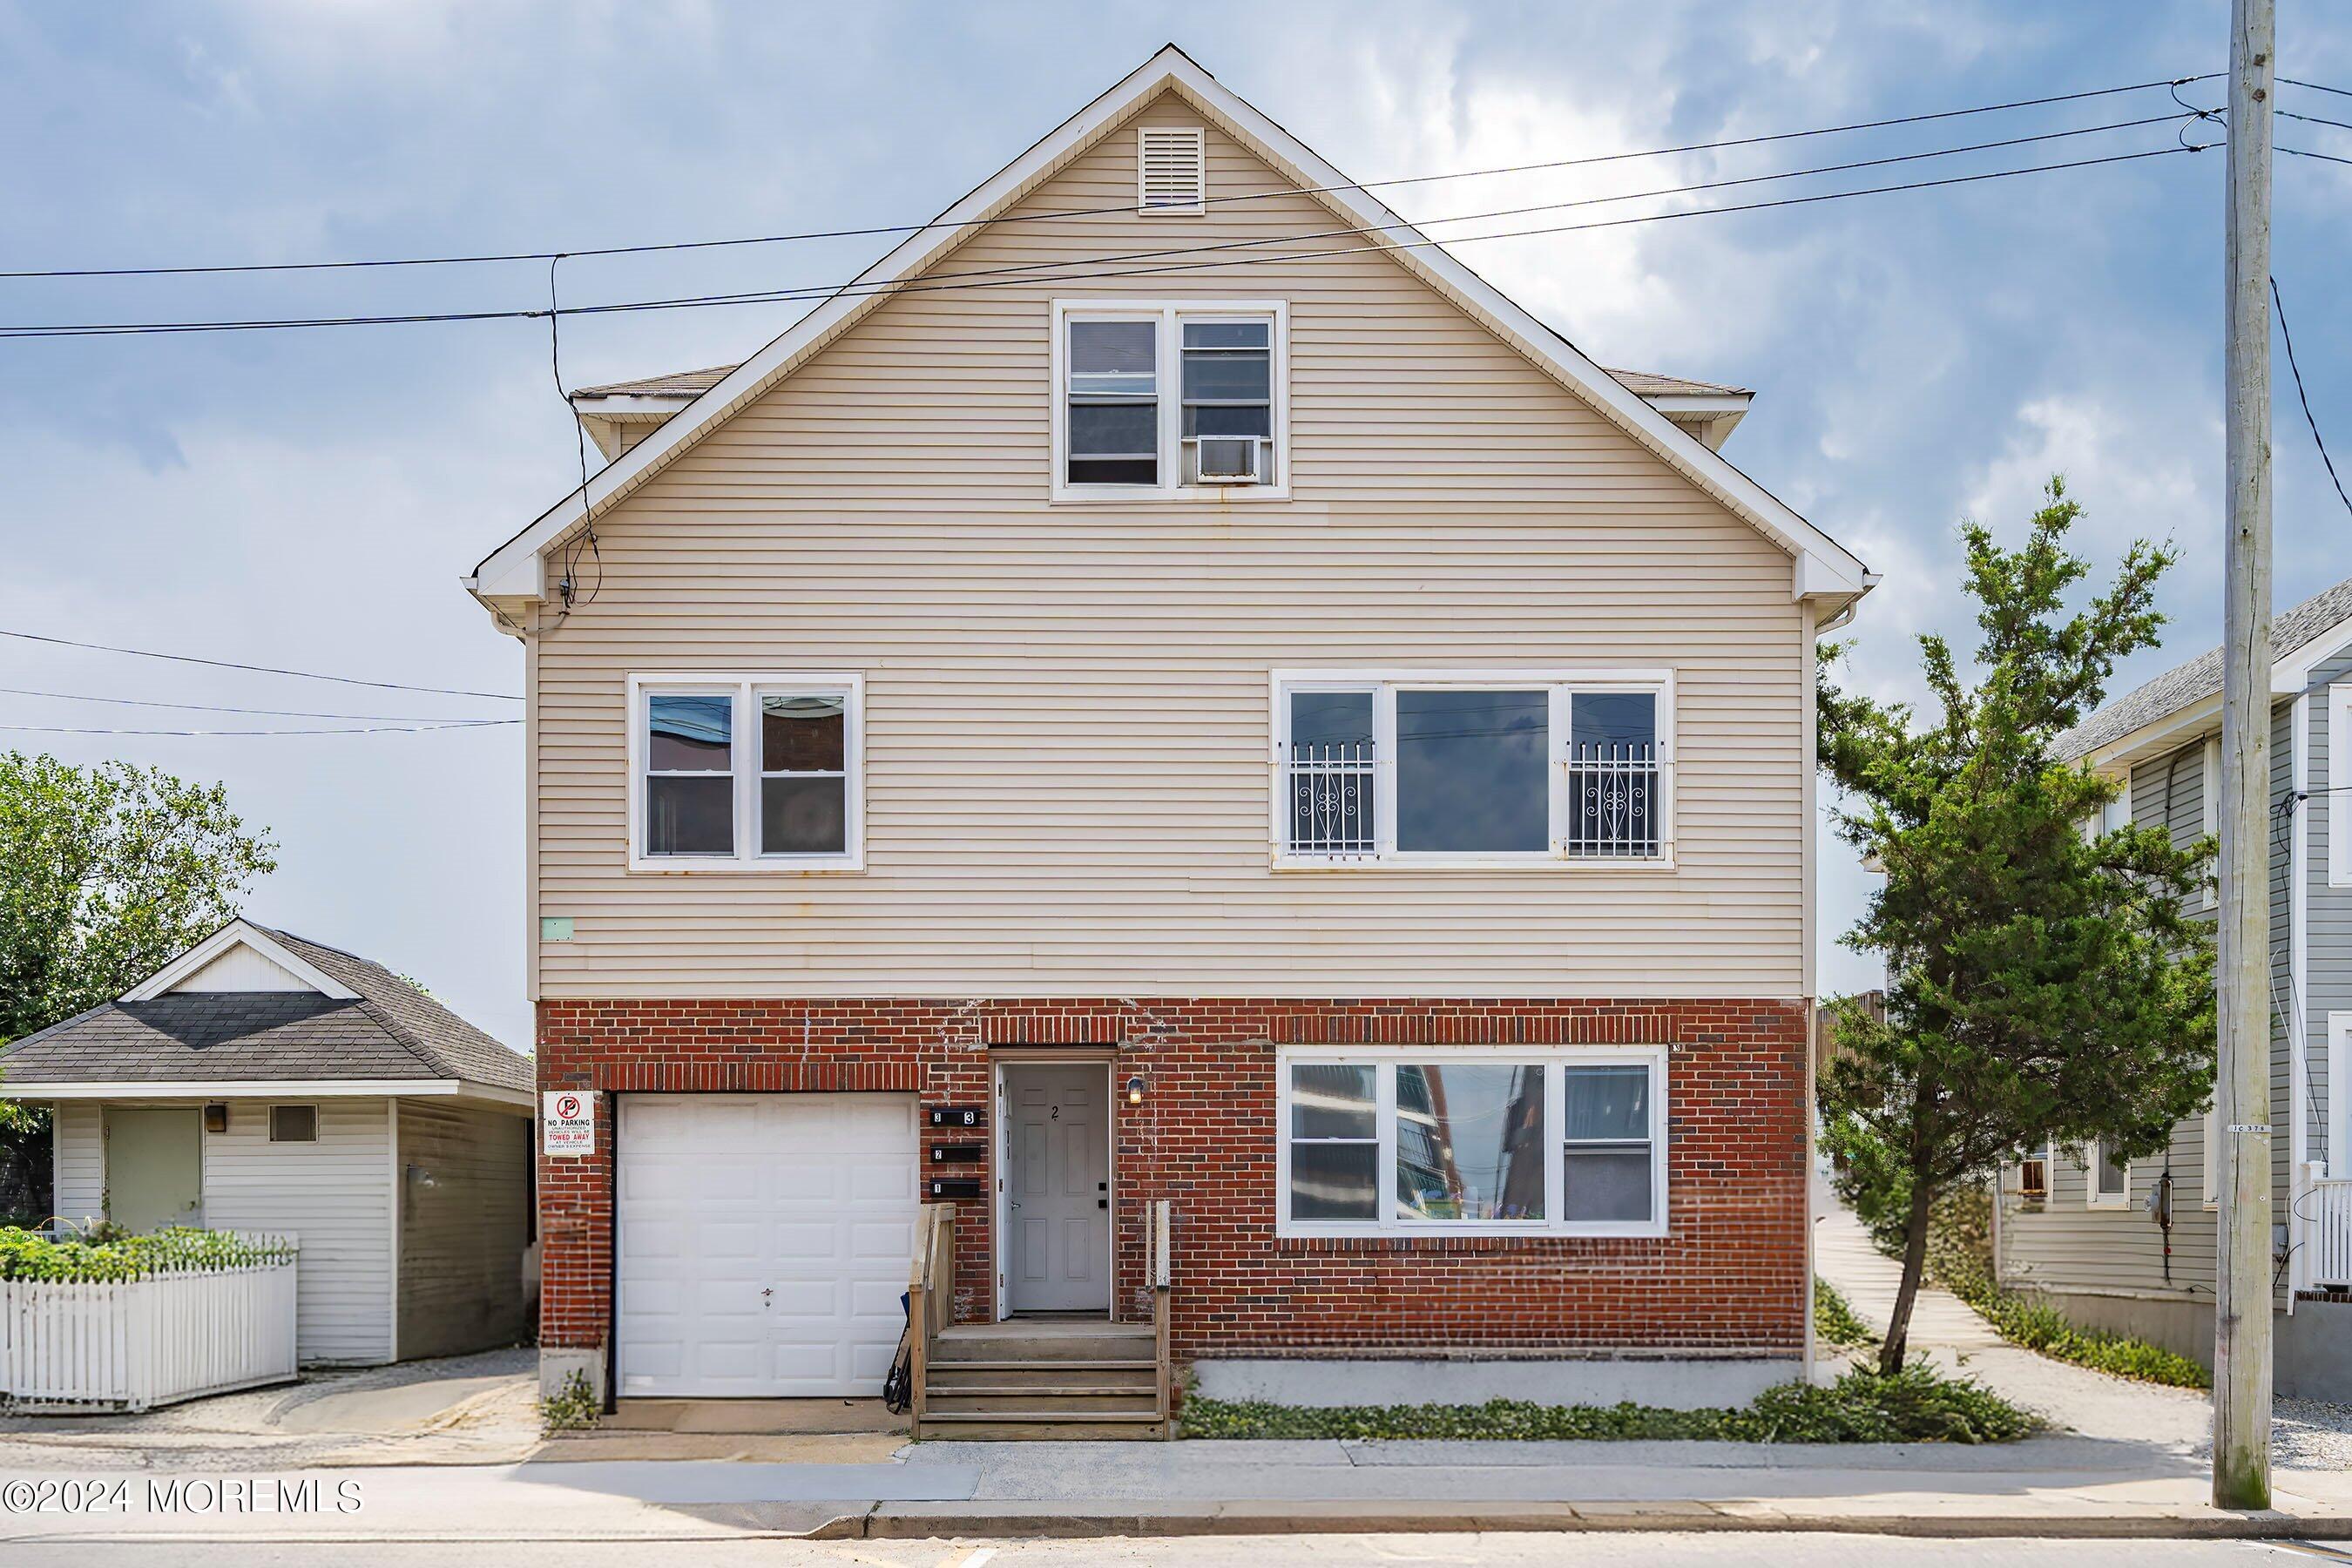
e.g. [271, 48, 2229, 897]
[542, 1090, 596, 1156]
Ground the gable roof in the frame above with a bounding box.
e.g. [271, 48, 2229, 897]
[470, 44, 1869, 617]
[0, 921, 531, 1096]
[2054, 571, 2352, 764]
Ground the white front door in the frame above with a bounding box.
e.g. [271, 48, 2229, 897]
[615, 1092, 918, 1398]
[1004, 1064, 1111, 1314]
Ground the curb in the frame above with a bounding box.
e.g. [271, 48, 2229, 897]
[825, 1500, 2352, 1541]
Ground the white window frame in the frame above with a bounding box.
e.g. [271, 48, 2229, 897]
[1051, 299, 1290, 504]
[1274, 1044, 1670, 1240]
[2200, 733, 2221, 909]
[2330, 1012, 2351, 1181]
[2085, 1140, 2132, 1209]
[2331, 684, 2352, 888]
[2015, 1140, 2051, 1203]
[625, 672, 866, 873]
[1269, 668, 1676, 869]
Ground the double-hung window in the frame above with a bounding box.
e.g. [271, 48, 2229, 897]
[1274, 670, 1673, 864]
[1276, 1047, 1669, 1237]
[1054, 300, 1287, 497]
[629, 674, 863, 870]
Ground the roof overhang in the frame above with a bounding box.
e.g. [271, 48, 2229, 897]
[120, 920, 357, 1003]
[2273, 617, 2352, 695]
[7, 1078, 531, 1108]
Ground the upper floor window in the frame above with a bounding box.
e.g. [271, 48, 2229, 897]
[628, 674, 863, 871]
[1277, 1046, 1668, 1237]
[1273, 670, 1673, 866]
[1053, 301, 1287, 500]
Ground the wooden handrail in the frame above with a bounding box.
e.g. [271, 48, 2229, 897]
[906, 1202, 955, 1438]
[1150, 1199, 1173, 1439]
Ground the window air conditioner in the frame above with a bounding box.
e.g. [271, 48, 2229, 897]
[1195, 436, 1260, 483]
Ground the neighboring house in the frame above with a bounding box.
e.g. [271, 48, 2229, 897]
[0, 921, 535, 1366]
[2003, 574, 2352, 1402]
[466, 45, 1874, 1427]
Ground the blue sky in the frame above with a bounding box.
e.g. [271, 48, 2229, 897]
[3, 2, 2348, 1044]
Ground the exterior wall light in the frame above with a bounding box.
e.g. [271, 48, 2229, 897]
[203, 1104, 229, 1134]
[1126, 1075, 1146, 1105]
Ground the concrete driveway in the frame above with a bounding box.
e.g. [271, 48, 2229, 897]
[0, 1345, 543, 1470]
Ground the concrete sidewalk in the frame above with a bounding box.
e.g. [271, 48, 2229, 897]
[2, 1436, 2347, 1544]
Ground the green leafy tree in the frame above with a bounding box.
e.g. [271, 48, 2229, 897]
[0, 754, 277, 1152]
[1817, 481, 2216, 1374]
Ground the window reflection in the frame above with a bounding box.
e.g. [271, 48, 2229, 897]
[1394, 1063, 1545, 1221]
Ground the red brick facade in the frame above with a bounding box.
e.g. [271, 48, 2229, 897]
[537, 997, 1809, 1362]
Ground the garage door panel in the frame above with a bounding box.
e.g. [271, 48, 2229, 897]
[617, 1092, 920, 1399]
[847, 1159, 912, 1200]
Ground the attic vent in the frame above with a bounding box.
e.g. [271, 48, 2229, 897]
[1138, 126, 1206, 215]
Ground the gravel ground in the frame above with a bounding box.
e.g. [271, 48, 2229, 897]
[2257, 1397, 2352, 1471]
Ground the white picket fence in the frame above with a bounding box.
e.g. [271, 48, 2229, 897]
[0, 1240, 300, 1412]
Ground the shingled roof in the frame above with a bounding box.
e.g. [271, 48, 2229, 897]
[2054, 572, 2352, 763]
[0, 923, 530, 1094]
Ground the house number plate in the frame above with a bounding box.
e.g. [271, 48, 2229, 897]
[928, 1106, 986, 1129]
[928, 1178, 983, 1200]
[929, 1144, 984, 1164]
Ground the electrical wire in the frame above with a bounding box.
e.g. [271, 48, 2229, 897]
[0, 140, 2214, 341]
[2281, 76, 2352, 100]
[546, 253, 601, 617]
[0, 685, 506, 722]
[0, 720, 519, 736]
[0, 73, 2227, 281]
[2271, 274, 2352, 520]
[2280, 144, 2352, 168]
[0, 629, 520, 701]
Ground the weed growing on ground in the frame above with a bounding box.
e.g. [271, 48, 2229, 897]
[1942, 1259, 2210, 1389]
[1814, 1277, 1879, 1349]
[538, 1370, 601, 1433]
[1180, 1363, 2035, 1443]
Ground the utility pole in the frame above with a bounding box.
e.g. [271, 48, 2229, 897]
[2214, 0, 2275, 1513]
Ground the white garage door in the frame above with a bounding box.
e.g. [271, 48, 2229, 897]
[616, 1093, 918, 1398]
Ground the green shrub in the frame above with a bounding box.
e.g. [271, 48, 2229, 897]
[539, 1369, 600, 1434]
[0, 1225, 294, 1282]
[1940, 1254, 2209, 1389]
[1180, 1364, 2035, 1444]
[1814, 1277, 1878, 1349]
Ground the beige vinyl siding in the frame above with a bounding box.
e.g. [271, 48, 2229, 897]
[395, 1101, 531, 1360]
[201, 1097, 394, 1365]
[51, 1102, 104, 1227]
[531, 91, 1808, 1000]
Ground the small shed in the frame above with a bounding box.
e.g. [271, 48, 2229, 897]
[0, 921, 534, 1366]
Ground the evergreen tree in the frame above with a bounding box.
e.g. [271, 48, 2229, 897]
[1818, 481, 2216, 1372]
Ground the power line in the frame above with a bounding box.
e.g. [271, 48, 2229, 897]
[2281, 76, 2352, 100]
[2280, 143, 2352, 167]
[0, 720, 519, 737]
[2271, 274, 2352, 521]
[0, 685, 503, 722]
[0, 139, 2214, 342]
[2279, 108, 2352, 132]
[0, 629, 520, 701]
[0, 73, 2225, 282]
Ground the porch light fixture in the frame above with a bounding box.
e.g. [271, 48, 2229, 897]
[203, 1104, 229, 1134]
[1126, 1075, 1146, 1105]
